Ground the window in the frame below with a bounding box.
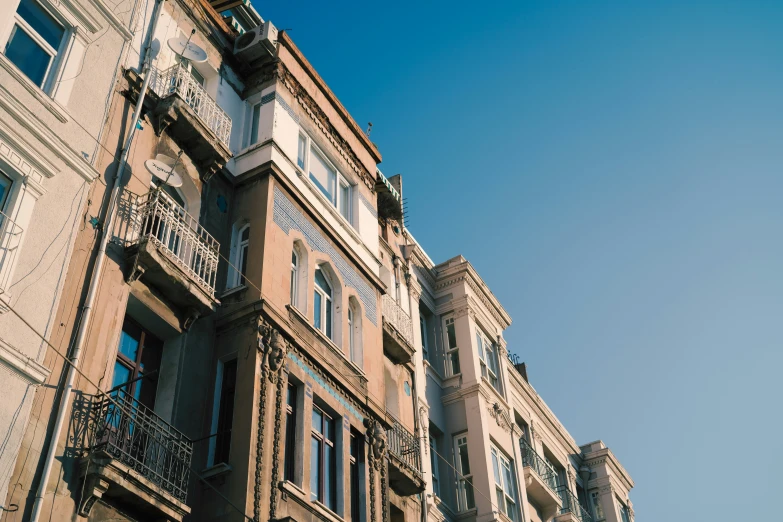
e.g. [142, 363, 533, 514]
[290, 248, 299, 306]
[591, 491, 604, 520]
[348, 306, 354, 357]
[228, 224, 250, 288]
[112, 317, 162, 409]
[348, 298, 362, 365]
[429, 434, 440, 497]
[0, 172, 12, 211]
[491, 445, 518, 521]
[250, 103, 261, 144]
[454, 435, 475, 511]
[350, 429, 365, 522]
[311, 404, 337, 511]
[476, 331, 500, 390]
[297, 133, 354, 223]
[174, 54, 205, 85]
[444, 317, 460, 376]
[314, 266, 333, 339]
[284, 383, 298, 482]
[420, 315, 428, 361]
[213, 358, 237, 464]
[617, 498, 631, 522]
[4, 0, 66, 90]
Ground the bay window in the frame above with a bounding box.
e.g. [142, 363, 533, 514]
[296, 132, 354, 223]
[4, 0, 66, 90]
[476, 331, 500, 390]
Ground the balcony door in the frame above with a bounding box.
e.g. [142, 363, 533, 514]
[112, 317, 163, 409]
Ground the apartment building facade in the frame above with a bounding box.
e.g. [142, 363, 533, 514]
[0, 1, 635, 522]
[0, 0, 134, 511]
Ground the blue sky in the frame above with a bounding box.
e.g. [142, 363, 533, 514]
[260, 1, 783, 519]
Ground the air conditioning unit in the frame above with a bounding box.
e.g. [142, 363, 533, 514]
[234, 21, 278, 62]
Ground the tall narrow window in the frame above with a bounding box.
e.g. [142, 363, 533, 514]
[491, 445, 518, 521]
[0, 172, 13, 212]
[429, 434, 440, 497]
[350, 429, 365, 522]
[4, 0, 66, 89]
[250, 103, 261, 144]
[617, 498, 631, 522]
[339, 178, 352, 222]
[311, 405, 337, 510]
[477, 332, 499, 390]
[314, 266, 333, 339]
[348, 306, 354, 357]
[444, 317, 460, 376]
[309, 148, 337, 203]
[112, 317, 162, 409]
[591, 491, 604, 520]
[214, 358, 237, 464]
[284, 383, 298, 482]
[228, 224, 250, 288]
[291, 249, 299, 307]
[420, 315, 429, 361]
[348, 298, 362, 365]
[297, 134, 307, 169]
[454, 435, 475, 511]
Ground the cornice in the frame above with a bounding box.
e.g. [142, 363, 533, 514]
[583, 448, 635, 491]
[434, 261, 511, 329]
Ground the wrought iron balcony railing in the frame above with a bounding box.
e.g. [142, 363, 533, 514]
[151, 63, 232, 147]
[87, 388, 193, 502]
[381, 294, 414, 346]
[131, 190, 220, 294]
[558, 486, 593, 522]
[0, 211, 23, 294]
[519, 437, 559, 493]
[386, 419, 422, 477]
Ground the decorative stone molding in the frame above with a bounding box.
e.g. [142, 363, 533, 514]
[599, 484, 614, 495]
[419, 406, 429, 455]
[489, 402, 512, 433]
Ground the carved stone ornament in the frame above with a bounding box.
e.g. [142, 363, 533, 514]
[364, 418, 387, 469]
[489, 402, 512, 433]
[258, 319, 289, 382]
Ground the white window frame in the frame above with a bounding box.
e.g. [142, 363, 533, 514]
[296, 131, 354, 225]
[227, 223, 250, 289]
[314, 265, 333, 339]
[476, 331, 500, 390]
[429, 434, 440, 497]
[444, 317, 460, 376]
[207, 352, 238, 467]
[290, 247, 299, 307]
[453, 434, 475, 512]
[2, 0, 69, 93]
[419, 314, 428, 360]
[491, 445, 518, 521]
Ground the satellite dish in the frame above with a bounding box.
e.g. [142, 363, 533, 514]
[167, 36, 207, 63]
[145, 154, 184, 187]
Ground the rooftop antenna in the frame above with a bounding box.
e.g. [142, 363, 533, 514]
[366, 122, 373, 137]
[167, 29, 208, 63]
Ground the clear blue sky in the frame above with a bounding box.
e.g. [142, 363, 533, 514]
[260, 1, 783, 519]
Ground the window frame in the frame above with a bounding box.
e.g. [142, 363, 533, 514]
[349, 429, 365, 522]
[290, 247, 299, 307]
[444, 317, 460, 376]
[284, 382, 298, 483]
[491, 444, 518, 522]
[453, 434, 475, 512]
[3, 0, 69, 93]
[296, 131, 355, 225]
[310, 403, 337, 511]
[227, 223, 250, 289]
[476, 330, 500, 390]
[429, 434, 440, 497]
[208, 353, 238, 467]
[591, 491, 605, 520]
[313, 265, 334, 340]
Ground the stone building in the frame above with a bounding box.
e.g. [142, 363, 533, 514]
[0, 1, 635, 522]
[0, 0, 133, 511]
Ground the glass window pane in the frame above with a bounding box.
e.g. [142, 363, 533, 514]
[0, 173, 12, 211]
[111, 362, 131, 389]
[118, 322, 142, 361]
[310, 436, 321, 499]
[496, 489, 505, 514]
[451, 352, 461, 375]
[339, 181, 351, 220]
[309, 148, 336, 203]
[465, 480, 475, 509]
[250, 104, 261, 144]
[190, 66, 205, 86]
[446, 322, 457, 349]
[5, 25, 51, 87]
[458, 445, 471, 475]
[324, 444, 335, 509]
[325, 301, 332, 338]
[312, 407, 322, 433]
[313, 291, 322, 329]
[491, 451, 500, 484]
[16, 0, 64, 49]
[297, 134, 306, 169]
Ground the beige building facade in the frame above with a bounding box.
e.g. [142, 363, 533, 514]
[0, 1, 634, 522]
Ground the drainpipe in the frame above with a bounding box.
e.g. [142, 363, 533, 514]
[29, 2, 166, 520]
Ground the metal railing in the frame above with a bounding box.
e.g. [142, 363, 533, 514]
[131, 190, 220, 294]
[87, 388, 193, 502]
[519, 437, 559, 493]
[386, 419, 422, 477]
[151, 63, 232, 147]
[558, 486, 593, 522]
[0, 211, 23, 293]
[382, 294, 414, 346]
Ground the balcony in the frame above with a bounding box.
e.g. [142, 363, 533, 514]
[386, 419, 425, 496]
[0, 211, 23, 306]
[121, 190, 220, 328]
[79, 388, 192, 521]
[520, 438, 561, 519]
[381, 294, 415, 364]
[126, 63, 232, 178]
[555, 486, 593, 522]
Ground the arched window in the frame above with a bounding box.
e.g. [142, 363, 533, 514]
[314, 265, 333, 339]
[290, 248, 299, 306]
[228, 223, 250, 288]
[348, 297, 363, 367]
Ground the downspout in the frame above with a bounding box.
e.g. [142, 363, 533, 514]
[29, 2, 166, 520]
